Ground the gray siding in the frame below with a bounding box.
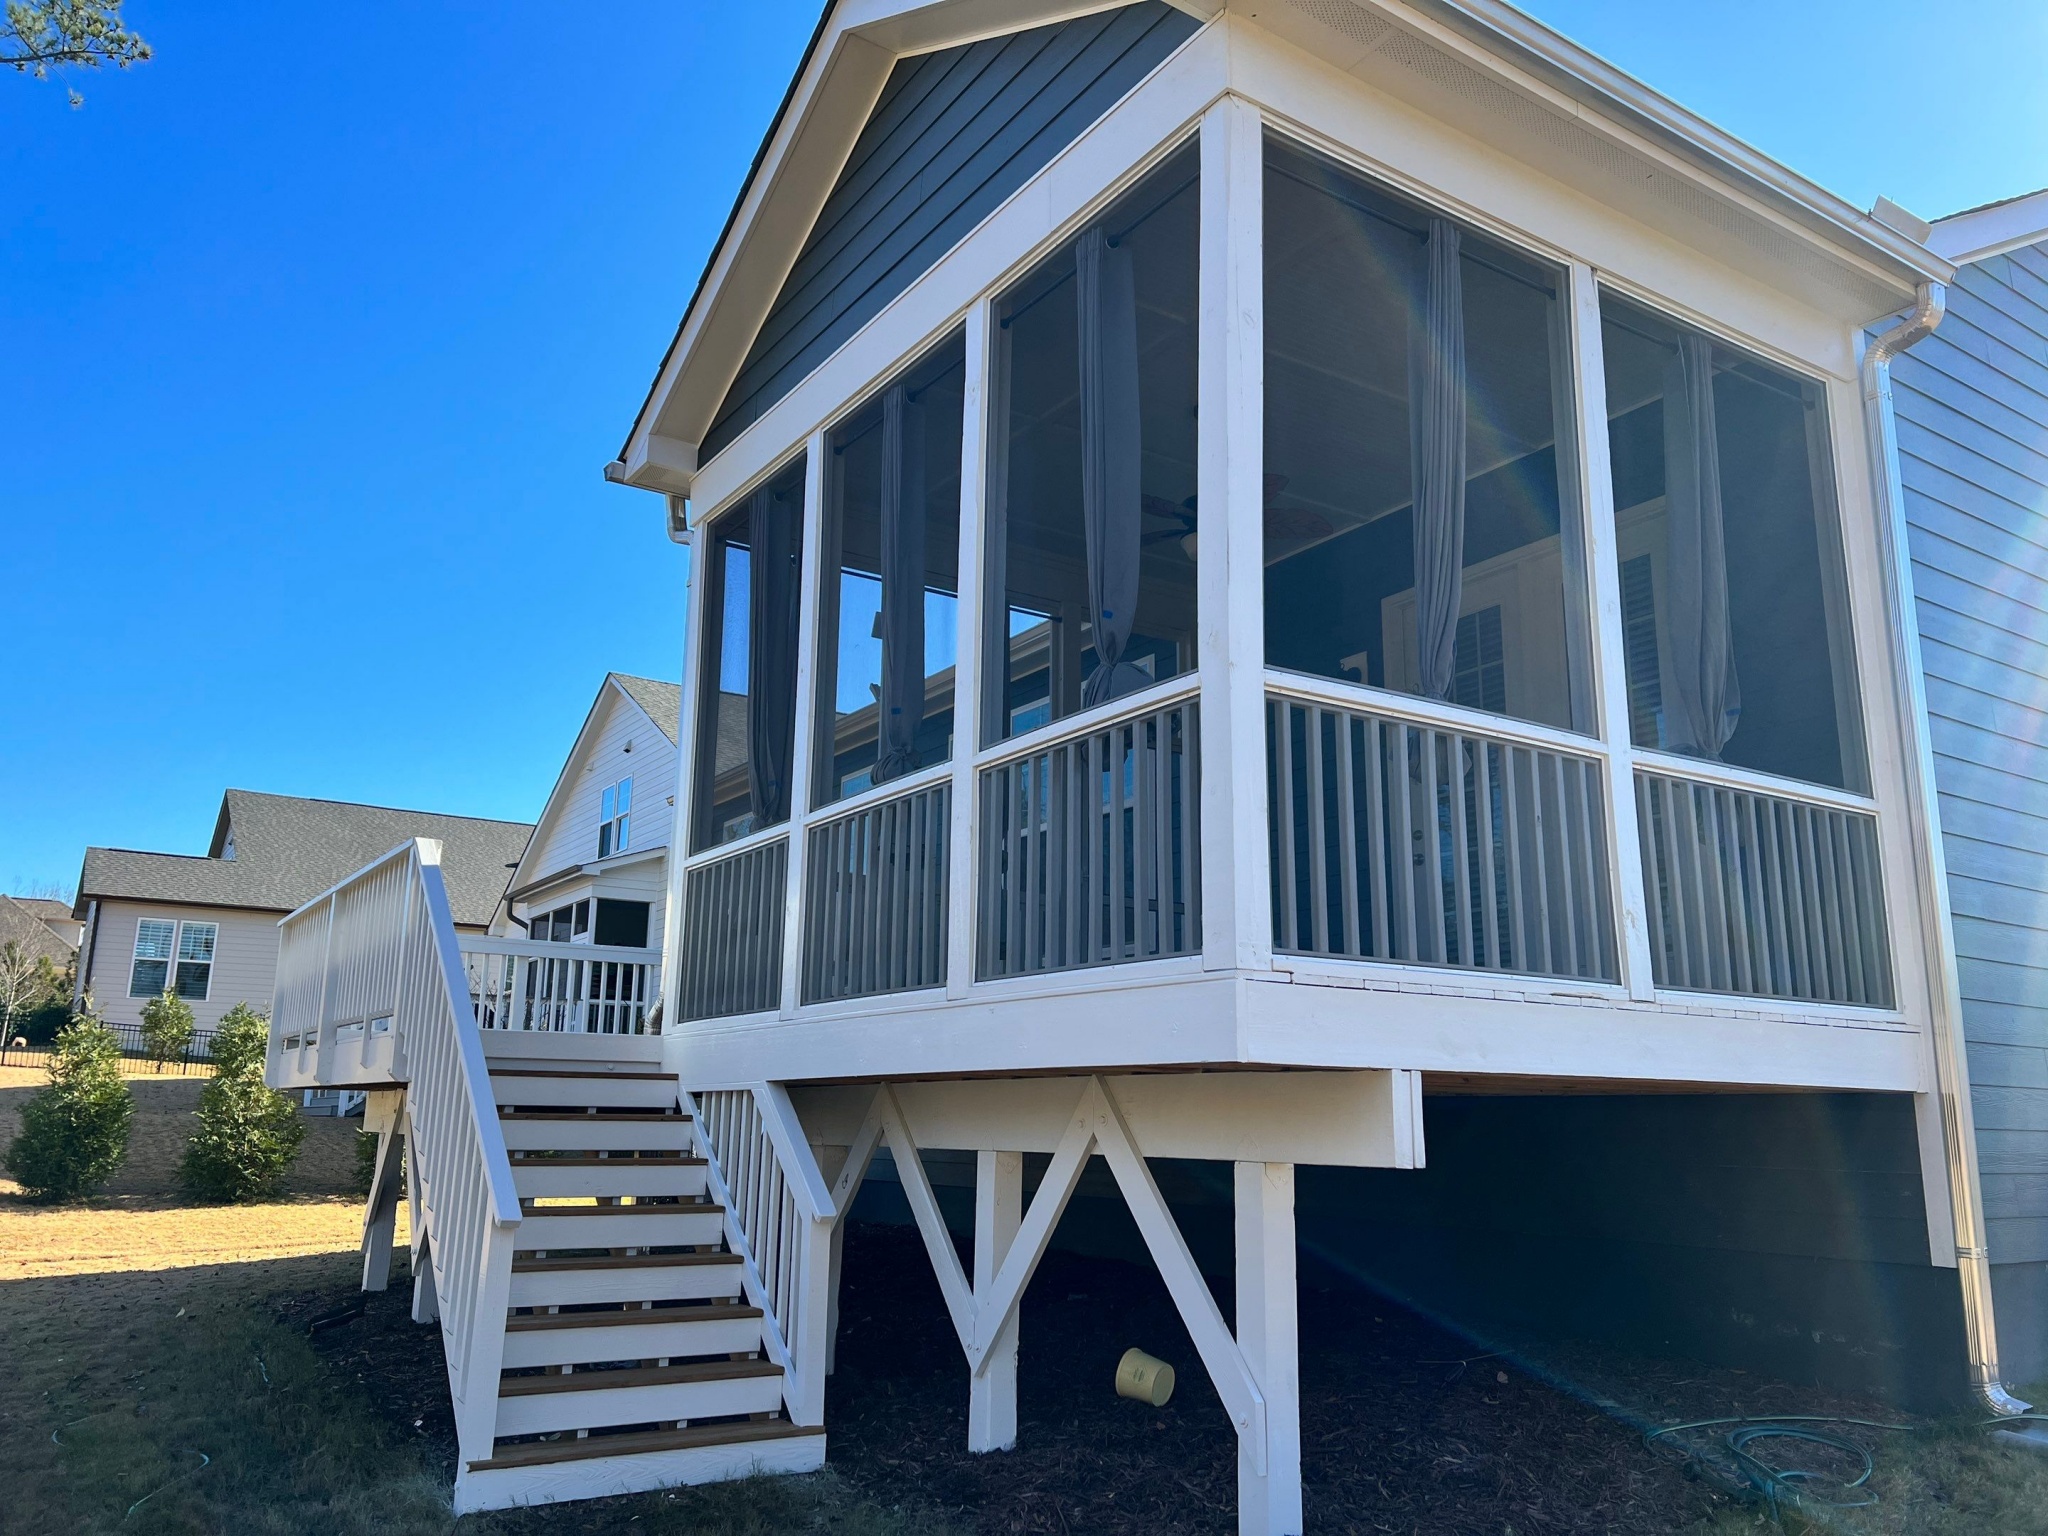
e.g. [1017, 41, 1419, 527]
[702, 1, 1199, 460]
[1894, 242, 2048, 1314]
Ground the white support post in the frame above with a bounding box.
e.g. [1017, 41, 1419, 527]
[1566, 262, 1657, 1000]
[1235, 1162, 1302, 1536]
[1196, 93, 1272, 973]
[361, 1126, 404, 1292]
[968, 1149, 1023, 1452]
[948, 301, 994, 998]
[405, 1110, 439, 1323]
[781, 437, 831, 1015]
[662, 519, 709, 1022]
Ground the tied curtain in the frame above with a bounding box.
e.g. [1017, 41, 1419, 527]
[746, 482, 801, 824]
[1662, 332, 1741, 757]
[1410, 217, 1467, 704]
[875, 383, 928, 783]
[1076, 225, 1146, 708]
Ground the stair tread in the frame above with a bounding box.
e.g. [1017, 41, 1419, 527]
[468, 1418, 820, 1473]
[512, 1251, 740, 1274]
[520, 1202, 722, 1217]
[512, 1154, 706, 1166]
[504, 1303, 761, 1333]
[499, 1110, 688, 1122]
[489, 1068, 675, 1081]
[500, 1359, 782, 1397]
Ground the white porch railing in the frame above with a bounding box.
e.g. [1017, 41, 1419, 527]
[975, 694, 1202, 980]
[802, 780, 950, 1004]
[1635, 767, 1894, 1008]
[459, 935, 661, 1034]
[680, 837, 788, 1020]
[268, 838, 521, 1470]
[1267, 694, 1618, 982]
[689, 1086, 834, 1426]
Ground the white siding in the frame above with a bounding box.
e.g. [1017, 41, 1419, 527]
[85, 900, 283, 1033]
[512, 684, 677, 945]
[1894, 242, 2048, 1288]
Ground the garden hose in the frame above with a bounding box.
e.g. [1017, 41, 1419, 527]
[1644, 1415, 1912, 1519]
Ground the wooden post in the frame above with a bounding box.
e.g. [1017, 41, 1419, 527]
[1235, 1161, 1301, 1536]
[968, 1149, 1023, 1452]
[361, 1127, 404, 1292]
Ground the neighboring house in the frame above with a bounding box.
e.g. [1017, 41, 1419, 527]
[7, 896, 84, 955]
[273, 3, 2048, 1524]
[0, 894, 74, 969]
[494, 673, 679, 954]
[1894, 191, 2048, 1382]
[76, 789, 531, 1035]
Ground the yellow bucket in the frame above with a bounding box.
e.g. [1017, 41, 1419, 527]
[1115, 1347, 1176, 1406]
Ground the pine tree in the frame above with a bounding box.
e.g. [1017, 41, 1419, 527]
[4, 1012, 134, 1201]
[180, 1003, 305, 1202]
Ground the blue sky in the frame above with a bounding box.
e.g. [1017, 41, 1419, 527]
[4, 1, 2043, 898]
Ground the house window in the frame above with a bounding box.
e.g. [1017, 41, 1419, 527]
[1261, 132, 1594, 735]
[691, 455, 808, 850]
[594, 898, 651, 948]
[129, 919, 175, 997]
[985, 140, 1200, 743]
[813, 331, 965, 805]
[1599, 293, 1866, 791]
[530, 900, 589, 942]
[131, 919, 216, 999]
[599, 778, 632, 858]
[175, 923, 217, 1000]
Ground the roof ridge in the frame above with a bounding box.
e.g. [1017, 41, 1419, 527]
[222, 786, 533, 829]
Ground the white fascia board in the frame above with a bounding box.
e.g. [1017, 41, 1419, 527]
[1929, 187, 2048, 266]
[1396, 0, 1953, 289]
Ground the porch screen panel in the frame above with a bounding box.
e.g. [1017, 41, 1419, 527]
[691, 456, 808, 850]
[1261, 132, 1595, 737]
[986, 142, 1200, 743]
[814, 334, 965, 806]
[1599, 295, 1868, 793]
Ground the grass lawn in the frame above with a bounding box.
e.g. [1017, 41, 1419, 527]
[5, 1065, 2048, 1533]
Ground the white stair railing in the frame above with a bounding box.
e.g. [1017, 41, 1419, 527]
[688, 1086, 835, 1425]
[271, 838, 522, 1469]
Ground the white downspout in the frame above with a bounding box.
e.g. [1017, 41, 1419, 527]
[1861, 280, 2027, 1416]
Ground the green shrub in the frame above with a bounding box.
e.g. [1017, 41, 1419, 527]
[3, 1012, 134, 1201]
[139, 989, 197, 1068]
[181, 1003, 305, 1202]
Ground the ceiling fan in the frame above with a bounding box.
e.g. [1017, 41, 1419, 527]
[1141, 474, 1332, 559]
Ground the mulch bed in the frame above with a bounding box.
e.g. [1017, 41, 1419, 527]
[284, 1220, 1939, 1532]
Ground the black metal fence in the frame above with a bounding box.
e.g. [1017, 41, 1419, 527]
[0, 1021, 219, 1075]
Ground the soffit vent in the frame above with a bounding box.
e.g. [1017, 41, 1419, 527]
[1280, 0, 1899, 315]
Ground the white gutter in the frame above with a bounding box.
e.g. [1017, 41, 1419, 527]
[1861, 281, 2027, 1417]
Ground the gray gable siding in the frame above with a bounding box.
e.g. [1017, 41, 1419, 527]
[1893, 242, 2048, 1376]
[701, 1, 1200, 461]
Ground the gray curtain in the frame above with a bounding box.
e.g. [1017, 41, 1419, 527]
[1662, 332, 1741, 757]
[1410, 217, 1467, 703]
[1076, 225, 1145, 709]
[746, 483, 800, 824]
[875, 383, 927, 783]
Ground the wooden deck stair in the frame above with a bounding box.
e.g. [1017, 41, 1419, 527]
[457, 1061, 826, 1510]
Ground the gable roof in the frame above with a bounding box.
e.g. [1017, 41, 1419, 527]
[614, 0, 1948, 497]
[76, 790, 533, 928]
[0, 895, 73, 967]
[1930, 187, 2048, 267]
[503, 674, 683, 898]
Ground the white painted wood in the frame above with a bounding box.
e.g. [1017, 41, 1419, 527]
[1566, 262, 1657, 1001]
[494, 1371, 786, 1437]
[661, 524, 706, 1025]
[781, 436, 830, 1016]
[1235, 1162, 1301, 1536]
[486, 1074, 679, 1110]
[507, 1257, 745, 1310]
[497, 1117, 692, 1154]
[509, 1161, 708, 1200]
[879, 1085, 979, 1344]
[515, 1205, 725, 1250]
[1197, 92, 1272, 975]
[500, 1311, 765, 1371]
[946, 299, 994, 999]
[968, 1149, 1022, 1452]
[361, 1121, 404, 1292]
[452, 1429, 826, 1516]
